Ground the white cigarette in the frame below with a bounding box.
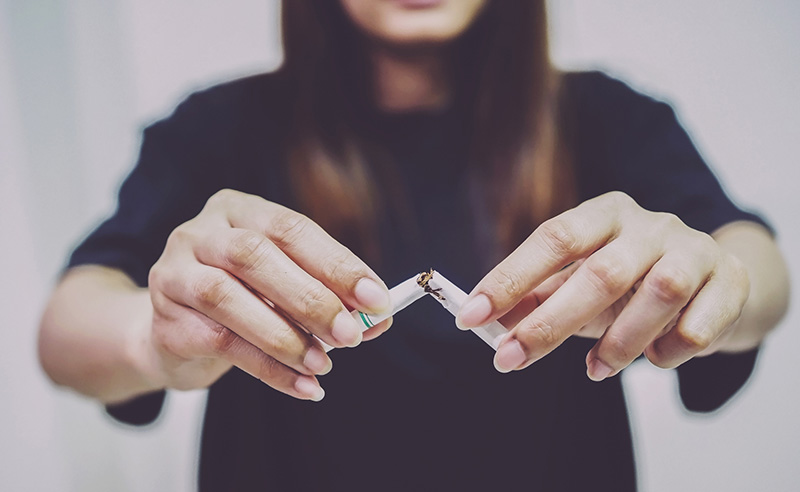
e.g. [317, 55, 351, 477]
[425, 271, 509, 350]
[321, 274, 427, 353]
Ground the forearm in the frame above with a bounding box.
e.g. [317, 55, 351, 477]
[38, 266, 163, 404]
[711, 221, 790, 352]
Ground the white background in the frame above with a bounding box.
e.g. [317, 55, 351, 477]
[1, 1, 798, 490]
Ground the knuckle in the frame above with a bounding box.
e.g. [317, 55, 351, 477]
[255, 324, 289, 356]
[148, 263, 166, 290]
[256, 354, 281, 382]
[694, 230, 717, 250]
[210, 325, 240, 355]
[320, 250, 361, 286]
[688, 230, 719, 260]
[537, 219, 580, 258]
[518, 316, 559, 349]
[487, 267, 528, 303]
[269, 210, 311, 248]
[604, 191, 635, 209]
[647, 267, 694, 305]
[648, 212, 686, 237]
[206, 188, 240, 209]
[584, 258, 630, 296]
[149, 262, 181, 298]
[150, 289, 173, 316]
[165, 224, 196, 249]
[194, 272, 234, 312]
[655, 212, 683, 230]
[297, 282, 339, 322]
[226, 231, 273, 272]
[675, 326, 715, 353]
[601, 332, 636, 364]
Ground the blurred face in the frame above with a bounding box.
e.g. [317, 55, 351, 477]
[339, 0, 488, 47]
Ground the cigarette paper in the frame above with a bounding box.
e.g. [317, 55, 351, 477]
[426, 272, 509, 350]
[321, 274, 427, 353]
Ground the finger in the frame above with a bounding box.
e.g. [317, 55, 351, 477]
[207, 190, 390, 313]
[645, 258, 749, 368]
[458, 193, 631, 329]
[493, 236, 657, 372]
[498, 261, 580, 328]
[213, 326, 326, 401]
[361, 317, 393, 342]
[585, 254, 708, 381]
[159, 262, 333, 377]
[149, 300, 324, 401]
[573, 290, 634, 339]
[194, 228, 363, 348]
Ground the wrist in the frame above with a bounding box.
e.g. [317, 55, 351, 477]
[119, 290, 168, 399]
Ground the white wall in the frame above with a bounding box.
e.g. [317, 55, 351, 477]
[1, 1, 797, 490]
[1, 1, 281, 490]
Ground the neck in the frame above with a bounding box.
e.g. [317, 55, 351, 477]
[371, 47, 450, 112]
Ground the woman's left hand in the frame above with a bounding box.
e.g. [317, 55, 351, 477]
[456, 191, 750, 380]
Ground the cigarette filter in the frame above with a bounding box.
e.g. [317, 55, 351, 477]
[321, 274, 427, 353]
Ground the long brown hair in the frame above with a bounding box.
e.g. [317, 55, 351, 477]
[281, 1, 574, 260]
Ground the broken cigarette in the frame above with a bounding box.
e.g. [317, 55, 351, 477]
[425, 271, 509, 350]
[321, 269, 510, 353]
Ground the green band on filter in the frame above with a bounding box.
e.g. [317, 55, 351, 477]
[358, 311, 374, 328]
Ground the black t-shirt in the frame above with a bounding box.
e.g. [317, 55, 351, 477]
[69, 71, 766, 491]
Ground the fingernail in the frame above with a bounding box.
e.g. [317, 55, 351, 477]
[456, 294, 492, 329]
[494, 339, 527, 373]
[354, 278, 390, 313]
[587, 358, 614, 382]
[303, 346, 332, 375]
[332, 311, 362, 347]
[295, 375, 325, 402]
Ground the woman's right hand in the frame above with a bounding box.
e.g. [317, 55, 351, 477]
[143, 189, 391, 401]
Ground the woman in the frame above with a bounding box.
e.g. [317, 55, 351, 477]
[39, 1, 789, 490]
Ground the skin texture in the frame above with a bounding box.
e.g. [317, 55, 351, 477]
[40, 191, 393, 403]
[38, 2, 789, 405]
[456, 192, 789, 380]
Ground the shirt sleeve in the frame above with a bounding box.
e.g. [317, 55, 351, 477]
[67, 92, 233, 425]
[576, 72, 771, 412]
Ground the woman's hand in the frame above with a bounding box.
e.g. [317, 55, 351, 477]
[456, 191, 752, 380]
[143, 189, 391, 401]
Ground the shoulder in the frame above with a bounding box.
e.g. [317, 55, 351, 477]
[561, 71, 668, 111]
[179, 71, 291, 119]
[558, 71, 687, 165]
[558, 71, 698, 199]
[560, 71, 677, 133]
[144, 71, 292, 148]
[134, 71, 295, 194]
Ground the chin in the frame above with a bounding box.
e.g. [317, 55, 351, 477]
[341, 0, 487, 47]
[380, 12, 470, 44]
